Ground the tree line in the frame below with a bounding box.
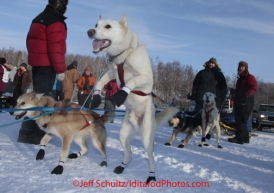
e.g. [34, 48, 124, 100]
[1, 47, 273, 110]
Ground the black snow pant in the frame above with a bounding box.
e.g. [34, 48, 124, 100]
[78, 93, 91, 108]
[234, 104, 253, 143]
[17, 66, 55, 144]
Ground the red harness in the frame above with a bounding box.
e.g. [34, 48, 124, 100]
[79, 111, 91, 130]
[117, 63, 151, 96]
[205, 108, 214, 123]
[78, 111, 106, 130]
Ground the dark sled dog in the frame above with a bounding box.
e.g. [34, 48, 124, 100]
[165, 112, 203, 148]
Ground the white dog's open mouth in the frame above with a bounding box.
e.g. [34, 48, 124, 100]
[92, 39, 111, 53]
[15, 111, 27, 120]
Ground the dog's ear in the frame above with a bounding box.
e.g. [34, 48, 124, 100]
[32, 93, 44, 101]
[119, 14, 128, 28]
[99, 15, 103, 20]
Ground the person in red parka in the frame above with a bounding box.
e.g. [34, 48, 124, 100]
[228, 61, 257, 145]
[103, 79, 120, 123]
[26, 0, 68, 94]
[19, 0, 69, 145]
[104, 79, 120, 100]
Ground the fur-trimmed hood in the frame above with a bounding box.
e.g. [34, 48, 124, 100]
[203, 57, 221, 71]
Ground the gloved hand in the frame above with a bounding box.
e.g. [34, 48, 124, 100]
[83, 85, 87, 90]
[110, 87, 130, 107]
[90, 94, 101, 109]
[57, 73, 65, 81]
[230, 88, 236, 95]
[108, 84, 112, 90]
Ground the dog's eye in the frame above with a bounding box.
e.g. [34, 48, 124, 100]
[21, 102, 25, 105]
[105, 24, 111, 29]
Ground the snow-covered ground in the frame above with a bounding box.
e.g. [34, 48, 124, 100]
[0, 111, 273, 193]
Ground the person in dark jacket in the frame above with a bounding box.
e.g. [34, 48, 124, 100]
[189, 57, 227, 113]
[19, 0, 69, 145]
[12, 63, 32, 107]
[228, 61, 257, 144]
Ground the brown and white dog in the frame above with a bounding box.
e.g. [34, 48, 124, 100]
[199, 92, 222, 148]
[13, 93, 113, 174]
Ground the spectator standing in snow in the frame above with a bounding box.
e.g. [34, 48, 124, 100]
[77, 66, 96, 108]
[228, 61, 257, 145]
[12, 63, 32, 107]
[188, 57, 227, 113]
[20, 0, 69, 144]
[0, 57, 11, 109]
[62, 61, 79, 101]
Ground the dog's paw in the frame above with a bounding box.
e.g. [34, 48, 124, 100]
[206, 133, 211, 140]
[203, 143, 209, 146]
[36, 149, 45, 160]
[113, 166, 125, 174]
[178, 144, 185, 148]
[100, 161, 107, 167]
[51, 165, 63, 175]
[217, 145, 223, 148]
[198, 144, 202, 147]
[68, 153, 78, 159]
[146, 176, 156, 183]
[164, 142, 171, 146]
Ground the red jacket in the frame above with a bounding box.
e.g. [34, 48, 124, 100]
[104, 79, 120, 99]
[26, 5, 67, 74]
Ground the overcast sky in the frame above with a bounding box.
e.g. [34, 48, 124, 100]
[1, 0, 274, 82]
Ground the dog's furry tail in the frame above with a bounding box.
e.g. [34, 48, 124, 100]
[156, 107, 179, 129]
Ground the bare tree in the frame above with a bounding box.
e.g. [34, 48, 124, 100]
[0, 47, 272, 109]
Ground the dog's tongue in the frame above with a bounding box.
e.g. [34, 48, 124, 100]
[92, 39, 104, 52]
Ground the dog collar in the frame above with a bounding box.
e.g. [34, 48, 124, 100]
[108, 50, 125, 63]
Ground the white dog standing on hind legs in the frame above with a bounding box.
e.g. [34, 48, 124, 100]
[87, 14, 178, 183]
[199, 92, 222, 148]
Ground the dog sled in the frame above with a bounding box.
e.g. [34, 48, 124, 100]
[219, 111, 257, 137]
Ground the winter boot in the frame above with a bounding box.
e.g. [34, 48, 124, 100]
[17, 118, 45, 145]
